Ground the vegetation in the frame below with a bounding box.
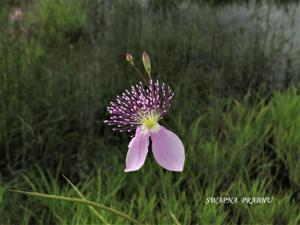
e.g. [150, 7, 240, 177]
[1, 0, 300, 224]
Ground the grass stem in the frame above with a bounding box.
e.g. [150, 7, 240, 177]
[10, 189, 141, 224]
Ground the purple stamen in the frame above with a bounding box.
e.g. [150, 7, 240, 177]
[104, 80, 174, 132]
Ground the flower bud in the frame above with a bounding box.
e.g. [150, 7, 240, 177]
[126, 53, 134, 65]
[142, 51, 151, 76]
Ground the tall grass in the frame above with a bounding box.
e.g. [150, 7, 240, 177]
[1, 88, 299, 224]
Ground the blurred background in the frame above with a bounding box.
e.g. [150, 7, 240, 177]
[1, 0, 300, 224]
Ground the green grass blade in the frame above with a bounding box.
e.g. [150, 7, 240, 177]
[11, 189, 141, 224]
[63, 175, 110, 225]
[169, 210, 182, 225]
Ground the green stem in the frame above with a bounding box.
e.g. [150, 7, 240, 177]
[159, 169, 169, 207]
[132, 64, 148, 85]
[159, 170, 182, 225]
[11, 189, 141, 225]
[159, 169, 169, 216]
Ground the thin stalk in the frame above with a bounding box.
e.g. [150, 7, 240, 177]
[159, 169, 168, 208]
[11, 190, 141, 224]
[159, 170, 182, 225]
[159, 169, 170, 221]
[131, 64, 148, 85]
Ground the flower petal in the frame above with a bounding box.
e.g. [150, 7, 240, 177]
[125, 128, 150, 172]
[151, 126, 185, 172]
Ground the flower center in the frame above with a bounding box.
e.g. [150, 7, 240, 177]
[140, 111, 160, 132]
[143, 117, 157, 129]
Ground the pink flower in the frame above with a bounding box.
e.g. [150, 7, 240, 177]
[125, 125, 184, 172]
[104, 80, 185, 172]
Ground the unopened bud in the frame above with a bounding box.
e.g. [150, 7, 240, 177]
[126, 53, 134, 65]
[142, 51, 151, 76]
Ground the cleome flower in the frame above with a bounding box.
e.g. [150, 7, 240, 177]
[104, 79, 185, 172]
